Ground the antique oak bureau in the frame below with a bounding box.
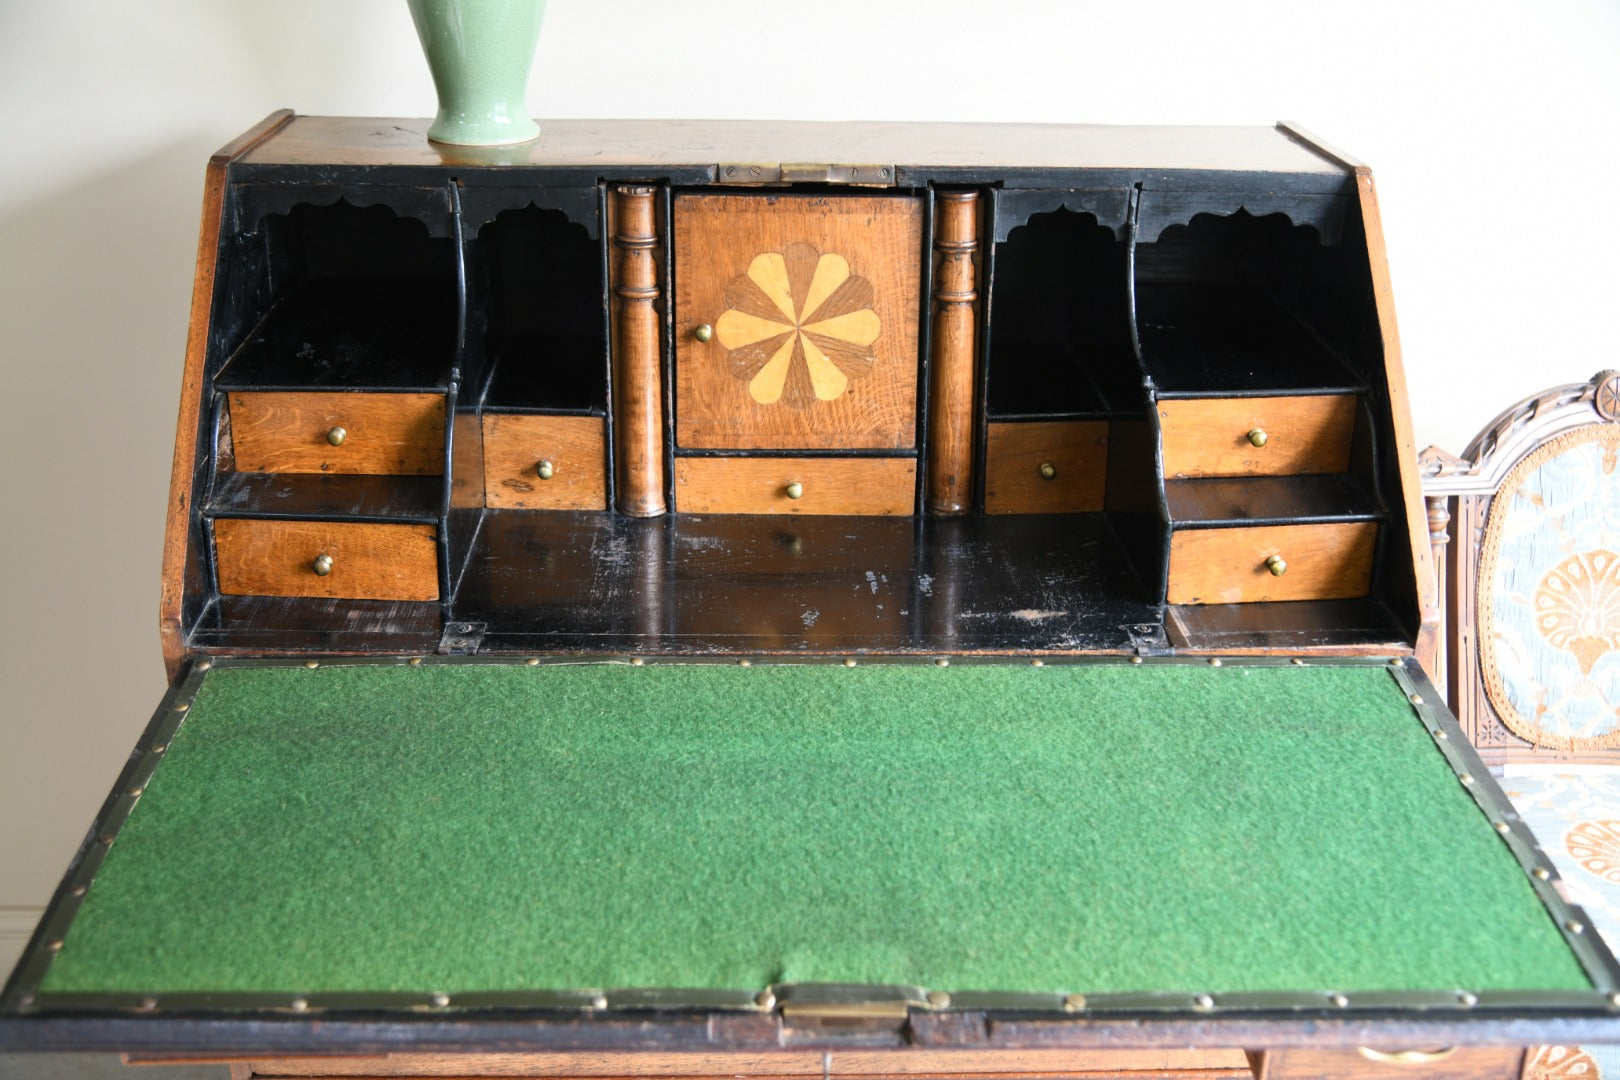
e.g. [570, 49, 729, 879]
[4, 113, 1618, 1079]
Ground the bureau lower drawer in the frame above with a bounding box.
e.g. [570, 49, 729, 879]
[482, 413, 607, 510]
[674, 457, 916, 515]
[984, 420, 1108, 514]
[1158, 394, 1355, 479]
[214, 519, 440, 600]
[1166, 521, 1376, 605]
[229, 391, 445, 475]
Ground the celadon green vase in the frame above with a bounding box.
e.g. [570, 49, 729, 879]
[407, 0, 546, 146]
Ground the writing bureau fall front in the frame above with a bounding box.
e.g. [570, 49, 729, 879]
[2, 113, 1615, 1080]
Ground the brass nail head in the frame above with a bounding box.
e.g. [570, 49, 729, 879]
[129, 787, 143, 797]
[410, 657, 424, 666]
[738, 659, 752, 667]
[46, 939, 63, 952]
[1208, 657, 1222, 667]
[197, 660, 212, 671]
[138, 997, 158, 1012]
[1063, 993, 1087, 1011]
[785, 481, 804, 500]
[1291, 657, 1306, 665]
[1031, 659, 1044, 667]
[1533, 867, 1551, 880]
[1265, 554, 1288, 577]
[70, 885, 87, 897]
[1494, 822, 1511, 834]
[1610, 992, 1620, 1008]
[844, 658, 858, 667]
[175, 702, 189, 712]
[19, 994, 33, 1008]
[590, 993, 609, 1010]
[1458, 991, 1478, 1007]
[1568, 920, 1586, 935]
[1130, 655, 1144, 665]
[326, 426, 347, 447]
[312, 554, 334, 577]
[630, 657, 645, 667]
[537, 459, 555, 480]
[1247, 427, 1268, 448]
[291, 998, 309, 1013]
[432, 992, 451, 1008]
[693, 323, 714, 343]
[1409, 693, 1424, 705]
[1329, 993, 1349, 1008]
[152, 744, 166, 754]
[927, 991, 951, 1008]
[1434, 730, 1448, 740]
[1459, 773, 1475, 786]
[935, 658, 950, 667]
[305, 660, 320, 669]
[755, 989, 776, 1009]
[1038, 462, 1056, 481]
[526, 657, 540, 666]
[1193, 994, 1215, 1010]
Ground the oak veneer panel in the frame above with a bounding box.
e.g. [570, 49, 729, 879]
[214, 519, 439, 601]
[674, 193, 922, 451]
[674, 457, 915, 515]
[229, 392, 444, 475]
[984, 421, 1108, 514]
[1257, 1046, 1523, 1080]
[227, 1047, 1253, 1077]
[483, 413, 607, 510]
[1159, 395, 1354, 479]
[1167, 522, 1376, 605]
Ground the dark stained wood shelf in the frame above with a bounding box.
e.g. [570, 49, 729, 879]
[1164, 473, 1380, 527]
[206, 471, 443, 522]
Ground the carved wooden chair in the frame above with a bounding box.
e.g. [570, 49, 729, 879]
[1421, 368, 1620, 764]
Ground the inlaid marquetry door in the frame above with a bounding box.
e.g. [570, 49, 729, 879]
[673, 194, 923, 452]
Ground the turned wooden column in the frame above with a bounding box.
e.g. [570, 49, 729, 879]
[1422, 492, 1453, 690]
[611, 186, 667, 517]
[926, 190, 979, 514]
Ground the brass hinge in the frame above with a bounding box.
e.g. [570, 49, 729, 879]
[716, 163, 897, 187]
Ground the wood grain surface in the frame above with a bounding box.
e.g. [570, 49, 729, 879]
[482, 413, 607, 510]
[926, 190, 979, 513]
[984, 421, 1108, 514]
[236, 116, 1346, 176]
[674, 193, 922, 451]
[1255, 1046, 1522, 1080]
[1167, 522, 1376, 604]
[1159, 395, 1355, 478]
[674, 457, 916, 515]
[228, 392, 445, 475]
[214, 519, 439, 601]
[160, 108, 295, 680]
[215, 1047, 1253, 1077]
[610, 186, 667, 516]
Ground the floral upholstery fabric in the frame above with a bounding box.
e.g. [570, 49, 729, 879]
[1480, 426, 1620, 750]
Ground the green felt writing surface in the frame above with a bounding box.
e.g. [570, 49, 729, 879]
[42, 661, 1588, 996]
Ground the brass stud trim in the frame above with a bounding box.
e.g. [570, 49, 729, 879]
[630, 657, 645, 667]
[1457, 991, 1479, 1007]
[304, 660, 320, 669]
[1063, 993, 1087, 1012]
[138, 997, 158, 1013]
[70, 885, 87, 898]
[843, 658, 858, 668]
[46, 939, 63, 952]
[1193, 994, 1215, 1010]
[1130, 655, 1144, 665]
[1329, 993, 1350, 1008]
[525, 657, 540, 666]
[1208, 658, 1222, 667]
[1030, 659, 1044, 667]
[738, 659, 752, 667]
[409, 657, 424, 666]
[1533, 867, 1551, 880]
[590, 993, 609, 1010]
[755, 989, 776, 1009]
[1408, 693, 1424, 705]
[1459, 773, 1476, 786]
[1568, 920, 1586, 935]
[935, 658, 950, 667]
[927, 990, 951, 1008]
[196, 661, 212, 671]
[290, 998, 309, 1013]
[432, 992, 451, 1008]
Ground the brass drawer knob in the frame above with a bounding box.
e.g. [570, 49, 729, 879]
[326, 426, 347, 447]
[1039, 462, 1057, 481]
[1265, 554, 1288, 577]
[785, 481, 804, 500]
[1246, 427, 1268, 448]
[693, 323, 714, 343]
[536, 459, 555, 480]
[312, 554, 334, 577]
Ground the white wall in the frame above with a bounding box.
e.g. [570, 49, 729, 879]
[2, 0, 1618, 955]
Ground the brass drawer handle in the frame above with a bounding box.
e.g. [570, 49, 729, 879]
[1265, 554, 1287, 577]
[326, 426, 347, 447]
[785, 481, 804, 500]
[1246, 427, 1267, 448]
[312, 554, 334, 577]
[1357, 1047, 1459, 1066]
[1038, 462, 1057, 481]
[693, 323, 714, 343]
[537, 459, 555, 480]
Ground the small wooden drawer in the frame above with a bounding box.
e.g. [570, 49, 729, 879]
[214, 518, 439, 601]
[229, 391, 445, 475]
[1159, 394, 1355, 479]
[674, 457, 916, 515]
[984, 420, 1108, 514]
[1167, 521, 1375, 605]
[482, 413, 607, 510]
[1258, 1046, 1524, 1080]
